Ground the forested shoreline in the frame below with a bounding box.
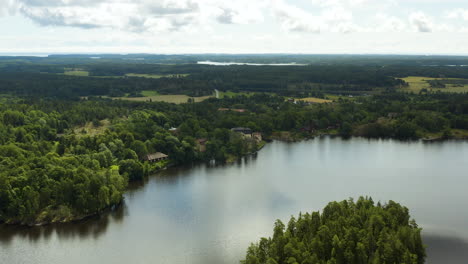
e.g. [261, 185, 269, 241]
[1, 91, 467, 225]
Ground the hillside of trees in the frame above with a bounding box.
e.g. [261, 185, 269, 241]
[242, 197, 426, 264]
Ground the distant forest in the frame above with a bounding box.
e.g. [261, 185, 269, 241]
[0, 54, 468, 99]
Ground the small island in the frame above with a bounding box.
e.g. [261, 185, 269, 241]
[242, 197, 426, 264]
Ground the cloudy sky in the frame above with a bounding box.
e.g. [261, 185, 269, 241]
[1, 0, 468, 54]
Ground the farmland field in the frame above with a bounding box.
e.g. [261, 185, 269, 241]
[111, 94, 213, 104]
[296, 97, 333, 103]
[63, 70, 89, 76]
[400, 76, 468, 93]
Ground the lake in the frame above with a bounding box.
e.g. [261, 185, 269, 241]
[1, 137, 468, 264]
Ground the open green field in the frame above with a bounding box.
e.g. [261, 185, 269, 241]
[125, 73, 189, 78]
[63, 70, 89, 76]
[60, 69, 188, 79]
[112, 94, 213, 104]
[400, 76, 468, 93]
[296, 97, 333, 103]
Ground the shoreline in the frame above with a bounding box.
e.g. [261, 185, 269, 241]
[2, 133, 467, 227]
[1, 202, 123, 227]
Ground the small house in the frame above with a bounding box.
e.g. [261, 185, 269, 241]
[144, 152, 168, 162]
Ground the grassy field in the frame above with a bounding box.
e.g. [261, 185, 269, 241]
[400, 76, 468, 93]
[60, 69, 188, 79]
[73, 119, 111, 136]
[296, 97, 333, 103]
[125, 73, 189, 79]
[63, 70, 89, 76]
[112, 94, 212, 104]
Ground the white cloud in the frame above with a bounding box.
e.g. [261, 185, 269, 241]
[272, 0, 359, 33]
[272, 1, 322, 33]
[12, 0, 203, 32]
[213, 1, 265, 25]
[409, 12, 433, 33]
[1, 0, 468, 41]
[445, 8, 468, 20]
[374, 14, 406, 32]
[0, 0, 18, 16]
[7, 0, 267, 32]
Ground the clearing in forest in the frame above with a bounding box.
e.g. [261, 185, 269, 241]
[400, 76, 468, 93]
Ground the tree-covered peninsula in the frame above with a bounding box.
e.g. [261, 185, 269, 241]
[242, 197, 425, 264]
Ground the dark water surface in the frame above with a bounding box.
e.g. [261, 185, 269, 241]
[1, 138, 468, 264]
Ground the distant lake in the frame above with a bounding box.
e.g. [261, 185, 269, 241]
[197, 61, 307, 66]
[1, 137, 468, 264]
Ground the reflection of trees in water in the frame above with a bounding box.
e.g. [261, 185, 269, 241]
[0, 202, 127, 245]
[154, 155, 259, 184]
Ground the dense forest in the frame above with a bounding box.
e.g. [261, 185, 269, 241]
[0, 91, 467, 225]
[2, 55, 468, 99]
[242, 197, 426, 264]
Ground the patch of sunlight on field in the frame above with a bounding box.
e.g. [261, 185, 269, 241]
[63, 70, 89, 76]
[400, 76, 468, 93]
[296, 97, 333, 103]
[434, 85, 468, 93]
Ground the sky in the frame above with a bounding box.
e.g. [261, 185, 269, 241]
[1, 0, 468, 55]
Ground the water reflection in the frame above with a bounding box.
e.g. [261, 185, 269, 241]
[424, 233, 468, 264]
[0, 202, 127, 245]
[0, 138, 467, 264]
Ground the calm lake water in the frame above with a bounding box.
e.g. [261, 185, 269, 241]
[1, 137, 468, 264]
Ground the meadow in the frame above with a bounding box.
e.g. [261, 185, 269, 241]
[111, 94, 213, 104]
[400, 76, 468, 93]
